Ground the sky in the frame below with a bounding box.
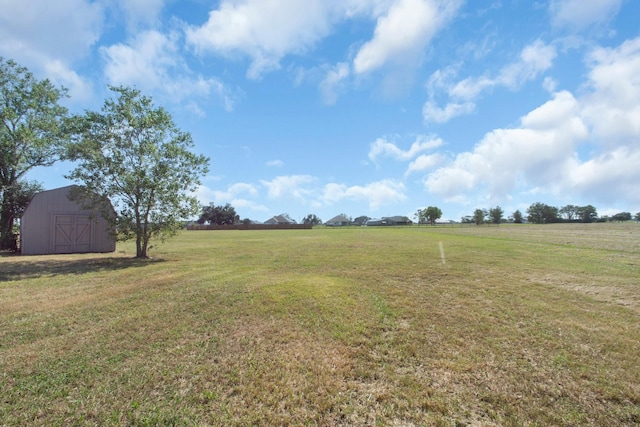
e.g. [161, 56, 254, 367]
[2, 0, 639, 223]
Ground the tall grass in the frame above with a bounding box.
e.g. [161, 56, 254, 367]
[1, 224, 638, 426]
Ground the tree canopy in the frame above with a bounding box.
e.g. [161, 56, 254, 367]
[473, 209, 485, 226]
[489, 206, 503, 224]
[527, 202, 559, 224]
[576, 205, 598, 223]
[198, 203, 239, 225]
[610, 212, 631, 222]
[66, 86, 209, 258]
[0, 57, 69, 249]
[512, 209, 523, 224]
[418, 206, 442, 225]
[302, 214, 322, 226]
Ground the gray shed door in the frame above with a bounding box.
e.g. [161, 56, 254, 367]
[53, 215, 92, 253]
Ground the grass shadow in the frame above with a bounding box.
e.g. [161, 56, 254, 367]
[0, 255, 165, 281]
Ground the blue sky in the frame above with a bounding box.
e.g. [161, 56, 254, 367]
[2, 0, 639, 223]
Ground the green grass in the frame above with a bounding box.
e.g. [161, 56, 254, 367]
[1, 223, 639, 426]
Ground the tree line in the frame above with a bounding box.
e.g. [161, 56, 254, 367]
[1, 57, 208, 257]
[463, 203, 640, 225]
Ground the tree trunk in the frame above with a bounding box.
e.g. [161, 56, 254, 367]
[136, 232, 146, 258]
[0, 198, 17, 251]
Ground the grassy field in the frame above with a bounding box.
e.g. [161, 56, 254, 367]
[1, 223, 639, 426]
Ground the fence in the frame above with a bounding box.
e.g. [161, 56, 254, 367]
[186, 223, 312, 231]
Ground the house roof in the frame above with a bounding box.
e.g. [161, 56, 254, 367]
[264, 214, 296, 224]
[325, 214, 351, 224]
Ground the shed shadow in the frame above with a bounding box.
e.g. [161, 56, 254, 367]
[0, 255, 165, 282]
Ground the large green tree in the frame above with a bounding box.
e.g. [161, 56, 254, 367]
[0, 57, 68, 249]
[472, 209, 486, 226]
[527, 202, 559, 224]
[576, 205, 598, 223]
[610, 212, 630, 222]
[66, 86, 209, 258]
[512, 209, 523, 224]
[559, 204, 579, 221]
[198, 203, 239, 225]
[418, 206, 442, 225]
[489, 206, 503, 224]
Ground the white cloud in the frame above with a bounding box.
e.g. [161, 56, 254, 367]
[321, 180, 407, 210]
[448, 75, 494, 101]
[0, 0, 103, 99]
[101, 30, 237, 111]
[369, 135, 443, 162]
[186, 0, 334, 79]
[567, 148, 640, 205]
[112, 0, 165, 30]
[561, 36, 640, 205]
[320, 62, 350, 104]
[405, 153, 445, 176]
[497, 39, 557, 89]
[196, 182, 268, 214]
[549, 0, 621, 31]
[231, 199, 270, 213]
[266, 159, 284, 167]
[41, 59, 94, 103]
[424, 39, 556, 123]
[454, 40, 556, 97]
[0, 0, 103, 62]
[425, 36, 640, 209]
[422, 100, 475, 123]
[260, 175, 317, 199]
[425, 90, 588, 201]
[580, 37, 640, 147]
[353, 0, 461, 74]
[186, 0, 460, 81]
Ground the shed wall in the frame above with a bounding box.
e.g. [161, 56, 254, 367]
[20, 186, 116, 255]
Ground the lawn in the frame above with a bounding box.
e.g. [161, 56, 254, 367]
[1, 223, 639, 426]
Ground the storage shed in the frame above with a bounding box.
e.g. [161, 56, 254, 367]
[20, 185, 116, 255]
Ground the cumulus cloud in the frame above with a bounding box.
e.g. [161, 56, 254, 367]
[0, 0, 103, 99]
[422, 100, 475, 123]
[369, 135, 443, 162]
[266, 159, 284, 167]
[113, 0, 165, 30]
[0, 0, 103, 62]
[260, 175, 317, 199]
[321, 180, 407, 210]
[186, 0, 334, 79]
[424, 40, 556, 123]
[353, 0, 461, 74]
[196, 182, 268, 214]
[101, 30, 238, 111]
[497, 40, 557, 89]
[580, 37, 640, 147]
[567, 147, 640, 205]
[549, 0, 621, 31]
[563, 36, 640, 204]
[320, 62, 350, 105]
[425, 90, 588, 201]
[186, 0, 460, 82]
[423, 36, 640, 209]
[405, 153, 445, 176]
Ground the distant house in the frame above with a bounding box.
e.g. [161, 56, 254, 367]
[325, 214, 352, 227]
[365, 216, 412, 226]
[264, 214, 297, 225]
[352, 216, 370, 226]
[20, 186, 116, 255]
[385, 216, 412, 225]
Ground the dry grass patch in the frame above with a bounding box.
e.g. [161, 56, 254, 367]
[1, 224, 639, 425]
